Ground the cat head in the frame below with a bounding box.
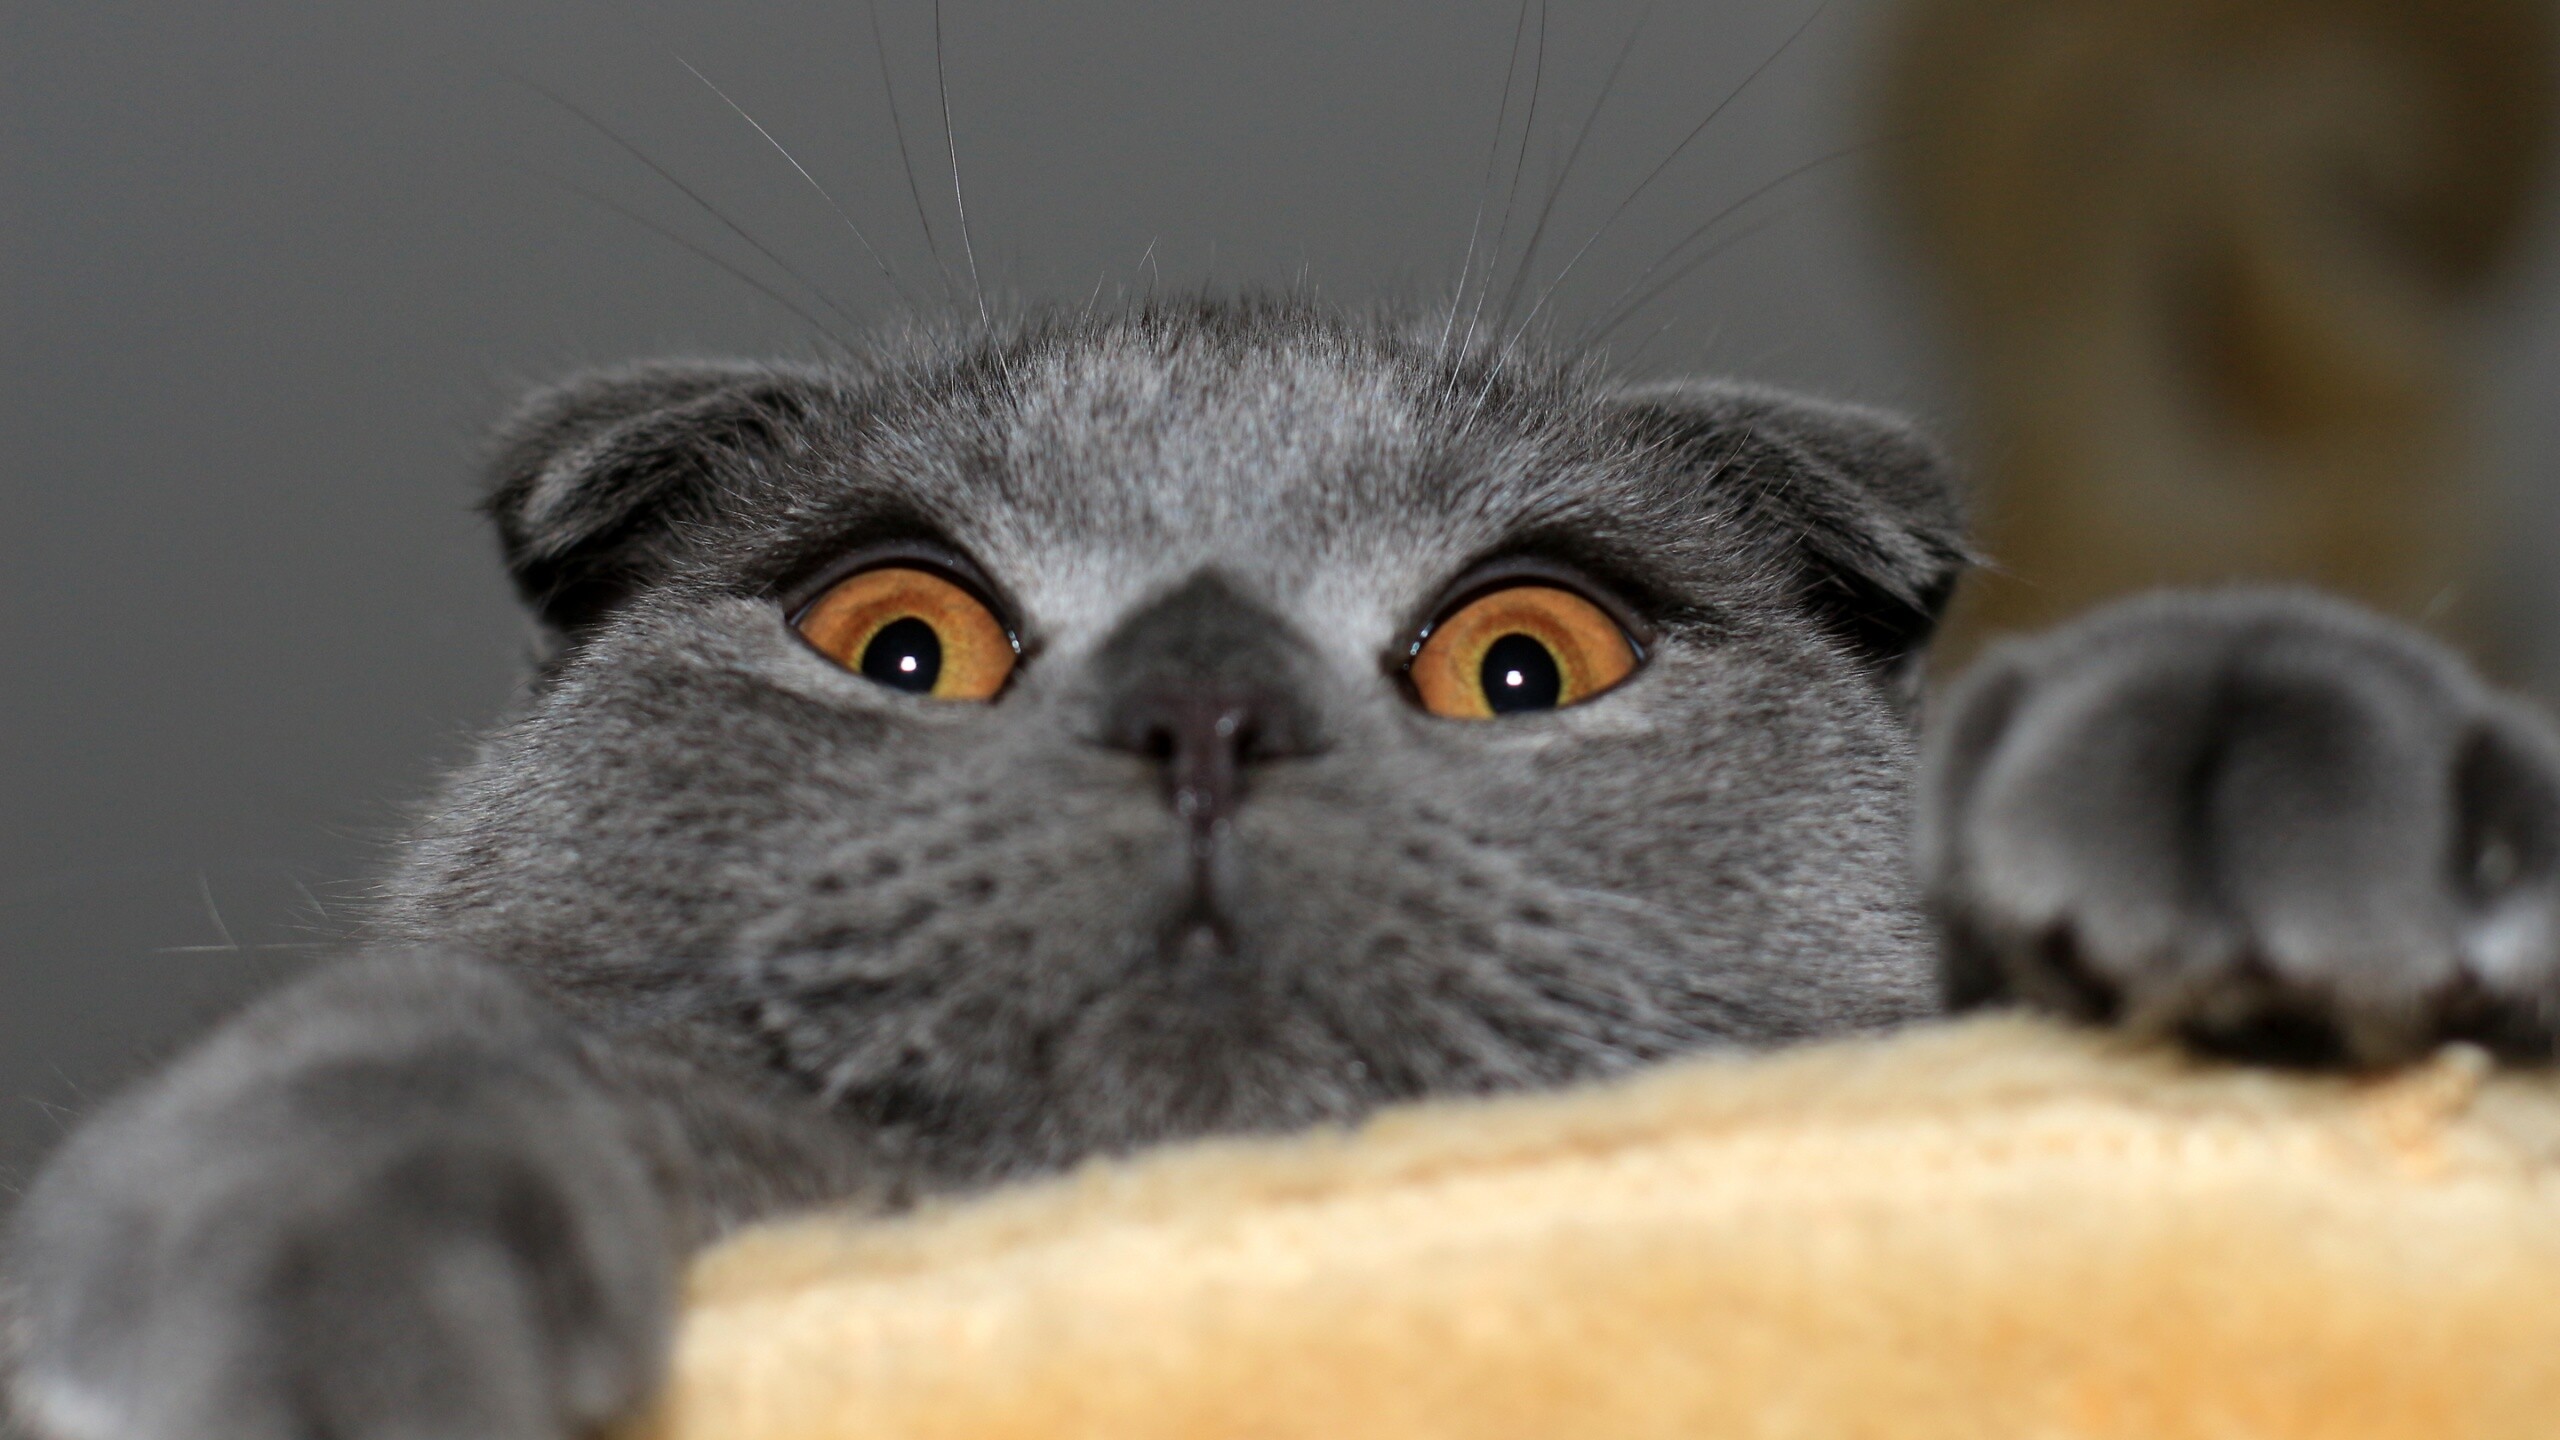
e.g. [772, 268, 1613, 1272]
[388, 298, 1965, 1186]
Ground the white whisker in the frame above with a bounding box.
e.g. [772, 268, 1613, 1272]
[932, 0, 989, 327]
[509, 72, 867, 341]
[1493, 0, 1662, 348]
[529, 166, 851, 347]
[1580, 142, 1868, 346]
[1439, 0, 1539, 369]
[665, 51, 916, 309]
[1458, 0, 1553, 372]
[867, 0, 964, 307]
[196, 874, 239, 954]
[1528, 0, 1832, 347]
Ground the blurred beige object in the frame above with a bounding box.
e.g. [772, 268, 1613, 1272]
[1878, 0, 2553, 658]
[619, 1017, 2560, 1440]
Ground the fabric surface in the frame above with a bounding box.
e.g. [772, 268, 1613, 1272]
[620, 1016, 2560, 1440]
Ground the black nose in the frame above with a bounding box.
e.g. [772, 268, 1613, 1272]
[1092, 571, 1327, 828]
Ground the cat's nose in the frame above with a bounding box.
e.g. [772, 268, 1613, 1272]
[1090, 571, 1327, 826]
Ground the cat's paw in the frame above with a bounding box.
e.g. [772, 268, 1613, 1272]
[1919, 590, 2560, 1064]
[3, 964, 674, 1440]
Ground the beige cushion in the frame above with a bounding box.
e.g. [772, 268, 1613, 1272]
[620, 1016, 2560, 1440]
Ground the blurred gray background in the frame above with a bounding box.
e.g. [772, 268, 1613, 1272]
[5, 0, 2558, 1203]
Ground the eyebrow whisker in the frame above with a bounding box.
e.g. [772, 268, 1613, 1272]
[867, 0, 965, 308]
[1579, 140, 1874, 347]
[1456, 0, 1553, 375]
[664, 49, 921, 312]
[1532, 0, 1833, 350]
[933, 0, 990, 329]
[507, 71, 872, 342]
[527, 166, 853, 350]
[1492, 0, 1663, 353]
[1439, 0, 1540, 372]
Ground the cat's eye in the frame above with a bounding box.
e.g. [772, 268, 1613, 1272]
[795, 565, 1017, 701]
[1408, 583, 1640, 719]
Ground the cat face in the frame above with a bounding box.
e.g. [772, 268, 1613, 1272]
[385, 301, 1963, 1185]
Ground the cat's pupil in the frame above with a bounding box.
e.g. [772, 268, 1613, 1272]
[861, 616, 942, 693]
[1480, 633, 1562, 713]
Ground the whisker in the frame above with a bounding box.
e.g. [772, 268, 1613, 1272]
[196, 874, 239, 954]
[1438, 0, 1539, 367]
[868, 0, 963, 307]
[1491, 0, 1662, 347]
[664, 50, 918, 309]
[507, 72, 869, 340]
[933, 0, 990, 327]
[1525, 0, 1832, 346]
[528, 166, 852, 347]
[1607, 212, 1784, 366]
[285, 872, 329, 923]
[1604, 218, 1776, 362]
[1457, 0, 1553, 367]
[1579, 139, 1874, 346]
[1620, 300, 1704, 372]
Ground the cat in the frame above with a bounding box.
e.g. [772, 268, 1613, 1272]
[5, 298, 2557, 1440]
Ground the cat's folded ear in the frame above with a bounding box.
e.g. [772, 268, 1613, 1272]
[1616, 381, 1971, 681]
[483, 361, 824, 633]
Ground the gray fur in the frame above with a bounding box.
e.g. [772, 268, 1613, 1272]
[6, 300, 2554, 1439]
[1922, 587, 2560, 1064]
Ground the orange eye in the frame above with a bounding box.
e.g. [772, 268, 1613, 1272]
[794, 565, 1017, 702]
[1409, 584, 1639, 719]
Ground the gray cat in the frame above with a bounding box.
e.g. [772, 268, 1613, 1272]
[7, 301, 2557, 1439]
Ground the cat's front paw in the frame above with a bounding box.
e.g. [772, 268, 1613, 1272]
[3, 963, 675, 1440]
[1920, 590, 2560, 1063]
